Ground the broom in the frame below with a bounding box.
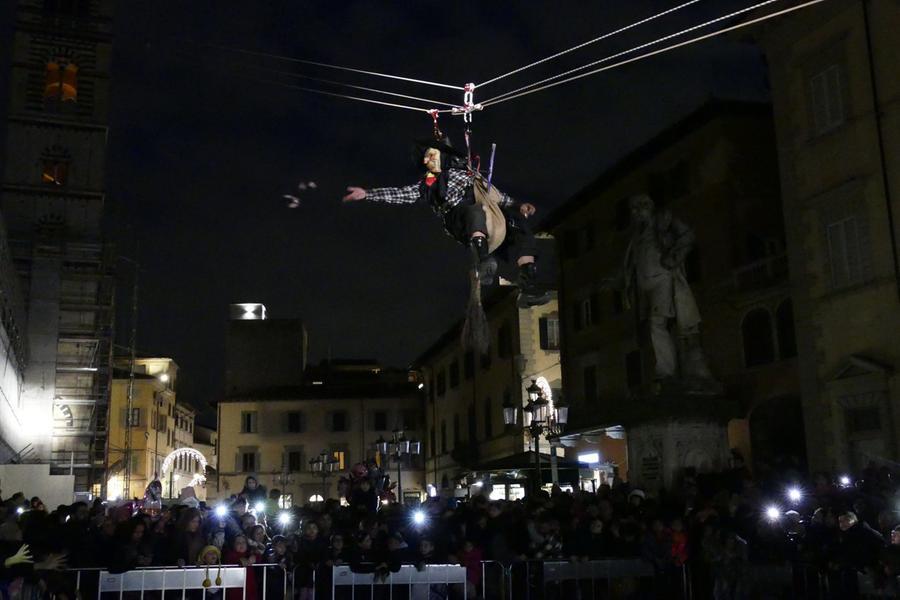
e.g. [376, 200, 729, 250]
[460, 265, 490, 356]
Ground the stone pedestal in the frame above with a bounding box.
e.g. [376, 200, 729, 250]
[626, 418, 730, 492]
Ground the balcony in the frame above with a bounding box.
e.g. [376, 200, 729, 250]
[732, 254, 789, 292]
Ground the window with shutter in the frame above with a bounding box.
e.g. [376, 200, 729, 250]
[331, 411, 348, 432]
[581, 299, 593, 328]
[287, 450, 304, 472]
[464, 351, 474, 379]
[241, 452, 256, 472]
[581, 223, 596, 252]
[484, 397, 493, 439]
[827, 216, 869, 289]
[440, 421, 447, 454]
[810, 64, 845, 135]
[437, 370, 446, 396]
[453, 414, 460, 447]
[547, 318, 560, 349]
[287, 411, 304, 433]
[539, 318, 560, 350]
[240, 411, 257, 433]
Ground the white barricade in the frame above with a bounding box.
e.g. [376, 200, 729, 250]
[98, 567, 247, 593]
[332, 564, 468, 599]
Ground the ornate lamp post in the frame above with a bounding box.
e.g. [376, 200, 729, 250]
[504, 380, 569, 495]
[374, 427, 421, 505]
[309, 450, 339, 501]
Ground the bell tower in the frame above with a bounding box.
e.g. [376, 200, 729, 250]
[0, 0, 116, 495]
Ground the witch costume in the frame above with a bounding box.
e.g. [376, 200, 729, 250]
[362, 137, 549, 306]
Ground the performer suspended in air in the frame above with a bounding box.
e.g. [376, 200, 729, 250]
[342, 136, 550, 307]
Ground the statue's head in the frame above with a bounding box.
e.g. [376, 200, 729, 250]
[628, 194, 655, 226]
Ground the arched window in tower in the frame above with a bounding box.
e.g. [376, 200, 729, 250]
[741, 308, 775, 367]
[41, 145, 71, 186]
[776, 298, 797, 359]
[44, 61, 78, 107]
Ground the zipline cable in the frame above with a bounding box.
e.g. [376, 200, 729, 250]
[231, 73, 455, 113]
[482, 0, 827, 108]
[477, 0, 704, 89]
[177, 51, 458, 108]
[482, 0, 785, 106]
[206, 43, 464, 91]
[254, 78, 450, 113]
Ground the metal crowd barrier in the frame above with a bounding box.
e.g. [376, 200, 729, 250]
[477, 559, 689, 600]
[331, 564, 468, 600]
[55, 563, 288, 600]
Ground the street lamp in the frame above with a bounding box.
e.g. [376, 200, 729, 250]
[309, 450, 338, 501]
[507, 380, 569, 495]
[374, 427, 421, 505]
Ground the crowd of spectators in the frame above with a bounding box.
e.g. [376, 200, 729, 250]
[3, 458, 900, 599]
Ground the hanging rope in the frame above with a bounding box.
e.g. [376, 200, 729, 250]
[477, 0, 704, 89]
[482, 0, 827, 108]
[481, 0, 786, 107]
[206, 43, 464, 91]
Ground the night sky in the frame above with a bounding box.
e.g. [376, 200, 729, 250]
[5, 1, 772, 421]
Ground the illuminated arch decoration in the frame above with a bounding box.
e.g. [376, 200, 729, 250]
[535, 376, 553, 408]
[161, 447, 208, 486]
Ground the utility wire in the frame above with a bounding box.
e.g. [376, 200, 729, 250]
[477, 0, 704, 89]
[207, 43, 464, 91]
[482, 0, 785, 107]
[177, 51, 458, 109]
[482, 0, 826, 108]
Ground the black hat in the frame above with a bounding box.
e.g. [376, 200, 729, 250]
[414, 135, 465, 158]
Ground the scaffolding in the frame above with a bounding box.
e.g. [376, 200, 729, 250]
[49, 240, 115, 494]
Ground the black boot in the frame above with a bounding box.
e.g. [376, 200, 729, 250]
[518, 262, 551, 307]
[470, 236, 497, 286]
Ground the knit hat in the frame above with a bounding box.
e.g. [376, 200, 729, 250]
[197, 545, 222, 588]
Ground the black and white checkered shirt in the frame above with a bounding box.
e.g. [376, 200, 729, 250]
[366, 168, 517, 214]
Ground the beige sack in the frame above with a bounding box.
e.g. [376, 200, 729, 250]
[472, 174, 507, 253]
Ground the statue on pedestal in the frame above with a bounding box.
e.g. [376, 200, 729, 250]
[609, 194, 720, 395]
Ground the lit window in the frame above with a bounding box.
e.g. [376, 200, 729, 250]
[278, 494, 293, 509]
[41, 146, 70, 186]
[332, 450, 346, 470]
[44, 61, 78, 106]
[309, 494, 324, 503]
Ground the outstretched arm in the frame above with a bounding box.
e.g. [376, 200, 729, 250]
[343, 184, 421, 205]
[501, 192, 536, 218]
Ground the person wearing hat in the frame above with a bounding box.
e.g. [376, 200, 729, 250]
[343, 137, 550, 306]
